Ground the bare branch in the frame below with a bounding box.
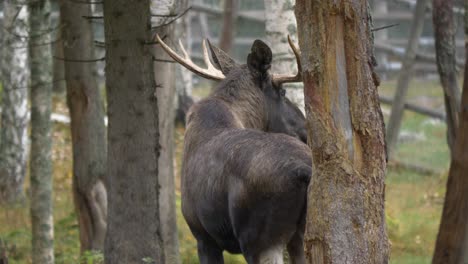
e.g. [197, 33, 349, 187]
[53, 56, 105, 63]
[151, 7, 191, 30]
[67, 0, 103, 4]
[82, 15, 103, 20]
[372, 23, 400, 32]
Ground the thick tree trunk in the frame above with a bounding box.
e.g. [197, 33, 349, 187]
[432, 0, 461, 155]
[103, 0, 164, 263]
[59, 0, 107, 252]
[264, 0, 304, 111]
[151, 0, 180, 262]
[29, 0, 54, 263]
[219, 0, 238, 53]
[296, 1, 389, 263]
[52, 29, 66, 94]
[0, 1, 30, 204]
[385, 0, 428, 158]
[432, 1, 468, 262]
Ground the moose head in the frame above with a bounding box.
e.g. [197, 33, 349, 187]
[156, 34, 306, 143]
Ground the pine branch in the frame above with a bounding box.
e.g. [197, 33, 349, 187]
[151, 6, 191, 30]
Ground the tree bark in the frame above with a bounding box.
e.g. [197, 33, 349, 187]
[219, 0, 238, 53]
[296, 1, 389, 263]
[432, 0, 468, 262]
[264, 0, 304, 111]
[385, 0, 428, 158]
[432, 0, 461, 156]
[151, 0, 180, 262]
[59, 0, 108, 253]
[174, 3, 194, 125]
[28, 0, 54, 263]
[103, 0, 164, 263]
[0, 0, 30, 205]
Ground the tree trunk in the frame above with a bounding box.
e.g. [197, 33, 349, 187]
[432, 0, 461, 155]
[52, 29, 66, 94]
[264, 0, 304, 111]
[151, 0, 180, 262]
[432, 1, 468, 262]
[28, 0, 54, 263]
[0, 0, 30, 205]
[174, 4, 194, 125]
[59, 0, 108, 253]
[295, 1, 389, 263]
[385, 0, 428, 158]
[103, 0, 164, 263]
[219, 0, 238, 53]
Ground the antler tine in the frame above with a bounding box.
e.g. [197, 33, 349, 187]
[272, 35, 303, 86]
[178, 39, 190, 59]
[202, 39, 218, 72]
[155, 34, 225, 81]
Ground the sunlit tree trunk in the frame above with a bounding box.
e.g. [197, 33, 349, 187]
[432, 0, 461, 155]
[0, 0, 30, 205]
[151, 0, 180, 262]
[432, 1, 468, 262]
[296, 1, 389, 263]
[29, 0, 54, 263]
[264, 0, 304, 111]
[59, 0, 107, 252]
[103, 0, 164, 262]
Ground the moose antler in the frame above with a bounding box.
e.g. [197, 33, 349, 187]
[272, 35, 302, 86]
[155, 34, 225, 81]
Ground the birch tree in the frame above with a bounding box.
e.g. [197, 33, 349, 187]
[103, 0, 164, 262]
[264, 0, 304, 111]
[295, 0, 389, 262]
[29, 0, 54, 263]
[0, 0, 29, 204]
[59, 0, 107, 252]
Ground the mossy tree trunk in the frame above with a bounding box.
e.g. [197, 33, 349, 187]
[432, 1, 468, 262]
[29, 0, 54, 263]
[0, 0, 30, 205]
[103, 0, 164, 263]
[295, 1, 389, 263]
[59, 0, 108, 253]
[432, 0, 461, 155]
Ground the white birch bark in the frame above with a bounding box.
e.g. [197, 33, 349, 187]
[29, 0, 54, 262]
[264, 0, 304, 112]
[0, 1, 30, 204]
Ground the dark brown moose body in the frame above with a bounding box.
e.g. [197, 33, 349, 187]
[157, 35, 311, 263]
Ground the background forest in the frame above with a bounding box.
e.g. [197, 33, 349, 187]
[0, 0, 466, 263]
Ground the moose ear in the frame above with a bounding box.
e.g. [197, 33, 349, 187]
[247, 40, 272, 75]
[207, 39, 239, 75]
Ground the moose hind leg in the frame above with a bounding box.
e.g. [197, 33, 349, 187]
[197, 239, 224, 264]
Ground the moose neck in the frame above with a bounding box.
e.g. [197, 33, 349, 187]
[213, 70, 267, 131]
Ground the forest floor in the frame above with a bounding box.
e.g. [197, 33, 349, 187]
[0, 77, 450, 264]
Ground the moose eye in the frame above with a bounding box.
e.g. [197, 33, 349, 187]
[280, 89, 286, 97]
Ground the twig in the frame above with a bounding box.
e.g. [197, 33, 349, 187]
[372, 23, 399, 32]
[82, 15, 103, 20]
[153, 57, 176, 63]
[53, 56, 105, 63]
[68, 0, 103, 4]
[151, 6, 191, 30]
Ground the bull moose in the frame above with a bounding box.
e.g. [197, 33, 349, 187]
[157, 35, 312, 264]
